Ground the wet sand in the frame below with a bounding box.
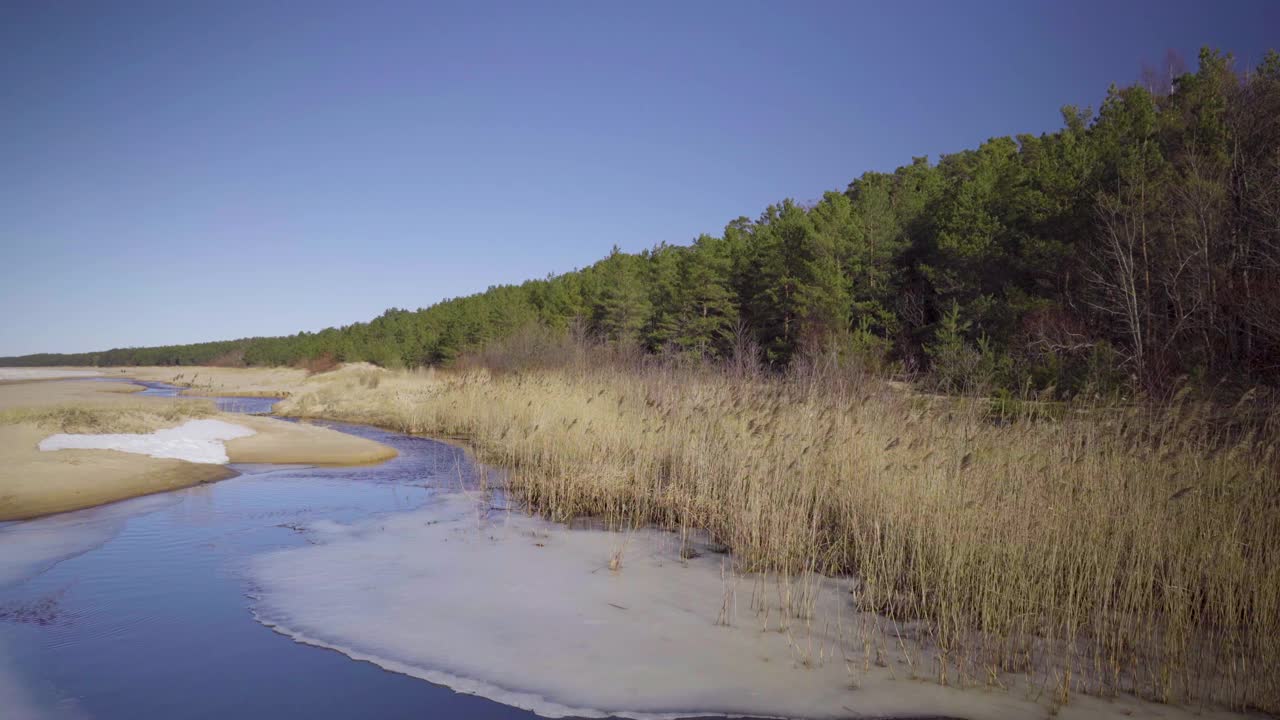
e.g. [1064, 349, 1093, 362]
[225, 415, 399, 465]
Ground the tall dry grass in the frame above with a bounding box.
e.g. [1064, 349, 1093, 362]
[0, 398, 217, 434]
[279, 361, 1280, 712]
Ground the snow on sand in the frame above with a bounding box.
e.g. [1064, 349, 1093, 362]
[38, 419, 255, 464]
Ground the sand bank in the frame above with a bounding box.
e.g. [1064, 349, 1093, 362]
[119, 365, 312, 397]
[14, 363, 390, 402]
[0, 368, 100, 383]
[39, 419, 258, 464]
[0, 379, 397, 521]
[0, 377, 145, 411]
[224, 415, 398, 465]
[32, 413, 396, 468]
[0, 421, 234, 521]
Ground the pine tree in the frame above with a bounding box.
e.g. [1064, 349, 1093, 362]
[594, 247, 653, 345]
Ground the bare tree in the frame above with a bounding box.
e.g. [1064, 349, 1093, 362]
[1140, 48, 1188, 97]
[726, 319, 761, 380]
[1088, 188, 1148, 374]
[1169, 152, 1228, 371]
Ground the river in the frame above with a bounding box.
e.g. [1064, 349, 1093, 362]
[0, 417, 569, 719]
[0, 384, 1237, 720]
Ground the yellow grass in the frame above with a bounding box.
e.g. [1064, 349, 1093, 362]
[119, 365, 311, 398]
[0, 398, 217, 434]
[274, 364, 1276, 712]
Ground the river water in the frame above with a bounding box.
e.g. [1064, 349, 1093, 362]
[0, 398, 560, 718]
[127, 379, 280, 415]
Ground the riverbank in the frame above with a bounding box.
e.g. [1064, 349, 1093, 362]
[0, 378, 397, 521]
[0, 368, 102, 383]
[271, 362, 1279, 714]
[7, 363, 1276, 713]
[117, 365, 312, 398]
[0, 420, 236, 522]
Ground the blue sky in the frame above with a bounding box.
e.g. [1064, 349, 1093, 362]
[2, 1, 1277, 356]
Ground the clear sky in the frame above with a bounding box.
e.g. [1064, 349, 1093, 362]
[2, 1, 1277, 356]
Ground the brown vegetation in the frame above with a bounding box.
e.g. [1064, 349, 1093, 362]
[0, 398, 217, 435]
[296, 353, 341, 375]
[279, 358, 1280, 712]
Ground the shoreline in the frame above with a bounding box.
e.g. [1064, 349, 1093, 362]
[0, 376, 397, 522]
[0, 420, 236, 521]
[5, 363, 1275, 714]
[179, 389, 293, 398]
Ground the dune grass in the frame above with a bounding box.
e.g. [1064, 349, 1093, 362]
[278, 363, 1280, 712]
[0, 398, 217, 435]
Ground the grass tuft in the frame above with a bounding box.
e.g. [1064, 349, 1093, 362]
[0, 399, 217, 434]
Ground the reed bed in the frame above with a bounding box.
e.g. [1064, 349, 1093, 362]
[279, 364, 1280, 712]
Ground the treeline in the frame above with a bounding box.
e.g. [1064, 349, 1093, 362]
[6, 48, 1278, 396]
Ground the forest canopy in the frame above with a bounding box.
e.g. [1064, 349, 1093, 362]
[7, 48, 1279, 397]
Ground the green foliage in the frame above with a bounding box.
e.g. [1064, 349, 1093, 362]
[924, 302, 984, 394]
[594, 247, 652, 345]
[845, 316, 894, 375]
[5, 47, 1277, 396]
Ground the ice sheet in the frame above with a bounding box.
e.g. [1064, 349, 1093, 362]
[248, 493, 1238, 720]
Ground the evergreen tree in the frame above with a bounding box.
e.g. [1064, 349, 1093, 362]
[9, 47, 1277, 395]
[594, 247, 653, 345]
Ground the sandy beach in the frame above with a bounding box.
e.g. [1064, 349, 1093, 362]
[0, 376, 396, 521]
[0, 367, 102, 384]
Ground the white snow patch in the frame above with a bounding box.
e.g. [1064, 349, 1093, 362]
[0, 368, 99, 382]
[38, 419, 255, 464]
[247, 493, 1229, 720]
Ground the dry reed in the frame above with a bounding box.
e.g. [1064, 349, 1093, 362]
[278, 363, 1280, 712]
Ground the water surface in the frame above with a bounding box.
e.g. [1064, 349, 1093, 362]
[0, 422, 552, 719]
[131, 379, 280, 415]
